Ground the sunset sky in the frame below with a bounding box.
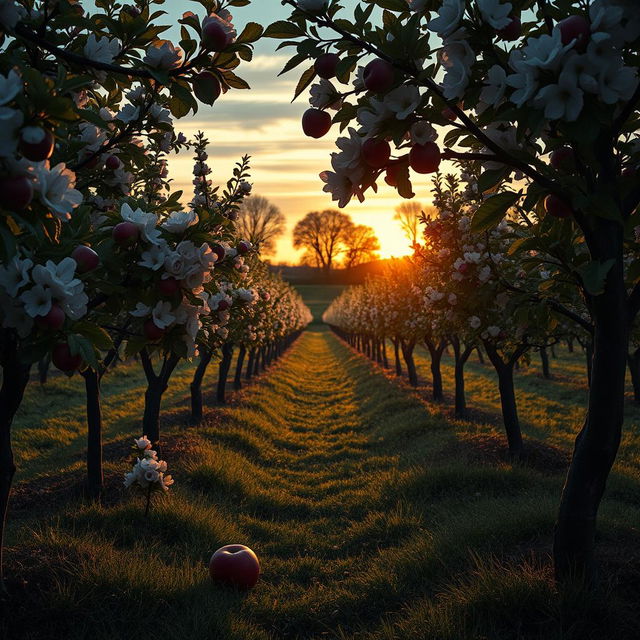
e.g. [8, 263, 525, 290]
[167, 1, 436, 264]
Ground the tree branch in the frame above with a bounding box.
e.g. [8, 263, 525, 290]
[13, 23, 194, 82]
[280, 0, 563, 197]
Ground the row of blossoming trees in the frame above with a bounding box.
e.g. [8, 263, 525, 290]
[0, 0, 311, 589]
[271, 0, 640, 585]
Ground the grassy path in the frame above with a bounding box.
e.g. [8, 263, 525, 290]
[4, 326, 640, 639]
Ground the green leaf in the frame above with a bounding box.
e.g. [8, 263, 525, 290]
[264, 20, 304, 39]
[278, 52, 308, 76]
[220, 69, 250, 90]
[471, 191, 520, 234]
[124, 337, 147, 359]
[73, 322, 114, 351]
[477, 167, 507, 194]
[237, 21, 263, 44]
[395, 164, 414, 200]
[578, 259, 615, 296]
[292, 65, 315, 102]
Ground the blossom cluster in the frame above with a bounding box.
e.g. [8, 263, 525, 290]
[124, 435, 174, 492]
[0, 255, 87, 337]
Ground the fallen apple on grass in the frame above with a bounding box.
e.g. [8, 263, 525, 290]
[209, 544, 260, 589]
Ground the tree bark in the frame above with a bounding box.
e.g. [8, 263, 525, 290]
[483, 341, 525, 458]
[401, 339, 418, 387]
[585, 341, 593, 387]
[217, 343, 234, 404]
[190, 349, 213, 425]
[554, 224, 629, 584]
[540, 347, 551, 379]
[234, 344, 247, 390]
[425, 337, 446, 401]
[0, 336, 31, 589]
[451, 336, 473, 418]
[382, 340, 389, 368]
[393, 338, 402, 376]
[141, 350, 180, 445]
[476, 346, 485, 364]
[82, 368, 103, 499]
[246, 349, 255, 380]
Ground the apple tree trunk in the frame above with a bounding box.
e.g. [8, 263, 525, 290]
[425, 337, 446, 401]
[482, 341, 526, 458]
[216, 343, 234, 404]
[400, 339, 418, 387]
[82, 368, 103, 499]
[393, 338, 402, 376]
[141, 349, 180, 446]
[234, 344, 247, 390]
[190, 348, 213, 425]
[554, 225, 629, 585]
[0, 335, 31, 589]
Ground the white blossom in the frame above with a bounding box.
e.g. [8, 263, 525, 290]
[84, 34, 120, 65]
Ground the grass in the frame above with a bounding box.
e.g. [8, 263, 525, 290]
[2, 285, 640, 639]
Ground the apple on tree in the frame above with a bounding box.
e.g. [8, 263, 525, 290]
[363, 59, 394, 94]
[0, 175, 34, 211]
[158, 277, 181, 296]
[36, 304, 66, 331]
[544, 194, 574, 219]
[113, 221, 140, 245]
[71, 245, 100, 273]
[52, 342, 83, 372]
[302, 109, 332, 139]
[409, 142, 441, 174]
[19, 127, 55, 162]
[143, 319, 166, 341]
[202, 19, 231, 51]
[209, 544, 260, 589]
[498, 16, 521, 41]
[361, 138, 391, 169]
[314, 53, 340, 79]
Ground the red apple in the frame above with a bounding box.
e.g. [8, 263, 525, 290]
[158, 277, 180, 296]
[202, 20, 231, 51]
[498, 16, 521, 41]
[0, 175, 34, 211]
[314, 53, 340, 79]
[559, 15, 590, 50]
[363, 59, 395, 94]
[302, 108, 332, 139]
[36, 304, 66, 331]
[72, 245, 100, 273]
[113, 221, 140, 245]
[409, 142, 441, 174]
[550, 146, 574, 171]
[52, 342, 82, 372]
[210, 243, 226, 263]
[237, 240, 251, 255]
[19, 128, 55, 162]
[458, 263, 469, 274]
[217, 299, 230, 311]
[361, 138, 391, 169]
[193, 71, 222, 105]
[209, 544, 260, 589]
[144, 319, 166, 341]
[105, 155, 121, 170]
[544, 194, 573, 219]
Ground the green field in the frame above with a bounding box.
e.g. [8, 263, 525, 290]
[3, 286, 640, 639]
